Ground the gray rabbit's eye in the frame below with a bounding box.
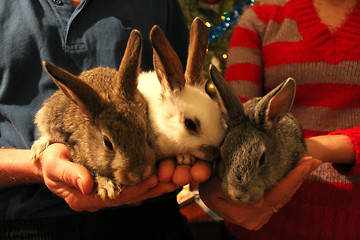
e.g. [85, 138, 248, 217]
[103, 136, 114, 151]
[185, 118, 197, 132]
[258, 153, 265, 167]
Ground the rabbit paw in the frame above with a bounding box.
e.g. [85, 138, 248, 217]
[95, 175, 124, 200]
[177, 154, 196, 165]
[30, 137, 52, 163]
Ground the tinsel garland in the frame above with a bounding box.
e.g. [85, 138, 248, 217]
[208, 0, 254, 43]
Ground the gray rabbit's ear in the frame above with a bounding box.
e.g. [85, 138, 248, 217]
[118, 29, 142, 101]
[255, 77, 296, 129]
[209, 65, 245, 125]
[185, 17, 208, 87]
[150, 25, 185, 94]
[43, 61, 102, 122]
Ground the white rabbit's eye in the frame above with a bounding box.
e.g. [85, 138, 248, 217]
[258, 153, 265, 167]
[185, 118, 197, 132]
[103, 136, 114, 151]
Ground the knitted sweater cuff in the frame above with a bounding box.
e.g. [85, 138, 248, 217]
[329, 126, 360, 176]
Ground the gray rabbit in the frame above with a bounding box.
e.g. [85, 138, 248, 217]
[209, 65, 307, 203]
[30, 30, 156, 200]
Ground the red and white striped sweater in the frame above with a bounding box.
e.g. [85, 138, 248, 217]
[224, 0, 360, 239]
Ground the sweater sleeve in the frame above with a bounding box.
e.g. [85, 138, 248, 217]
[329, 126, 360, 176]
[224, 6, 265, 103]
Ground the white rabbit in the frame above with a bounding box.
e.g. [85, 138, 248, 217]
[138, 18, 226, 165]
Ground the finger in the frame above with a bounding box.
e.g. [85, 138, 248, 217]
[42, 144, 94, 195]
[264, 156, 321, 208]
[108, 175, 159, 205]
[157, 159, 176, 183]
[60, 187, 98, 212]
[199, 177, 234, 210]
[199, 176, 223, 201]
[190, 160, 212, 182]
[70, 175, 160, 211]
[86, 207, 101, 212]
[49, 158, 94, 195]
[199, 177, 249, 223]
[172, 165, 191, 186]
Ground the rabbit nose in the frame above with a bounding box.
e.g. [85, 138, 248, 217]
[240, 194, 251, 203]
[128, 165, 148, 182]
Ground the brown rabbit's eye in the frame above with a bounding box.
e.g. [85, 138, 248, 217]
[258, 153, 265, 167]
[185, 118, 197, 132]
[103, 136, 114, 151]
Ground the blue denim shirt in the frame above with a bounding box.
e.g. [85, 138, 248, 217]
[0, 0, 189, 220]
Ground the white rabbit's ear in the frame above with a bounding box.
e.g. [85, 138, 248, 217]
[43, 61, 102, 122]
[185, 17, 208, 86]
[150, 25, 185, 93]
[118, 29, 142, 101]
[209, 65, 245, 125]
[255, 77, 296, 129]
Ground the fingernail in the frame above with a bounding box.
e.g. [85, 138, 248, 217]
[76, 178, 85, 194]
[252, 197, 264, 208]
[311, 159, 322, 170]
[303, 158, 321, 176]
[148, 175, 158, 188]
[303, 156, 314, 161]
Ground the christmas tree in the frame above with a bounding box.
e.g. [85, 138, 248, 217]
[178, 0, 254, 97]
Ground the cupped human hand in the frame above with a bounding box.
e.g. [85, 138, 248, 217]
[39, 143, 179, 212]
[199, 156, 322, 230]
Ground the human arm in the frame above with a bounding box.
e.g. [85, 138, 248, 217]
[306, 134, 355, 164]
[307, 126, 360, 175]
[199, 156, 321, 230]
[199, 128, 359, 230]
[0, 142, 212, 212]
[0, 148, 43, 188]
[45, 147, 212, 211]
[0, 143, 183, 212]
[204, 0, 360, 231]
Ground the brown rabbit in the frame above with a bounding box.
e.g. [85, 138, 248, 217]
[30, 30, 156, 200]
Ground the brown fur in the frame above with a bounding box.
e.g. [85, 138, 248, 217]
[31, 30, 156, 200]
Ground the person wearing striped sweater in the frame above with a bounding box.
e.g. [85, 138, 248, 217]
[200, 0, 360, 239]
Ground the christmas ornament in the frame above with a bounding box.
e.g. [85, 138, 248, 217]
[208, 0, 254, 43]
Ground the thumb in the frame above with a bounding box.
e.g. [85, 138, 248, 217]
[41, 143, 94, 195]
[60, 160, 94, 195]
[265, 156, 321, 208]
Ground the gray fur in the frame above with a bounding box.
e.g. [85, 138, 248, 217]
[210, 65, 307, 203]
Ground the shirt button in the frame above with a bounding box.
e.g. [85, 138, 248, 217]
[53, 0, 64, 5]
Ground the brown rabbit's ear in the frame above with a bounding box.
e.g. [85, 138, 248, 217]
[150, 25, 185, 93]
[118, 29, 142, 101]
[43, 61, 102, 122]
[255, 77, 296, 129]
[209, 65, 245, 125]
[185, 17, 208, 86]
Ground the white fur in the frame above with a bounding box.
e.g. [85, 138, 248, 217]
[138, 71, 226, 161]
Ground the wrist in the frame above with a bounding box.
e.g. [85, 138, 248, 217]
[0, 148, 44, 188]
[32, 156, 45, 183]
[305, 135, 355, 164]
